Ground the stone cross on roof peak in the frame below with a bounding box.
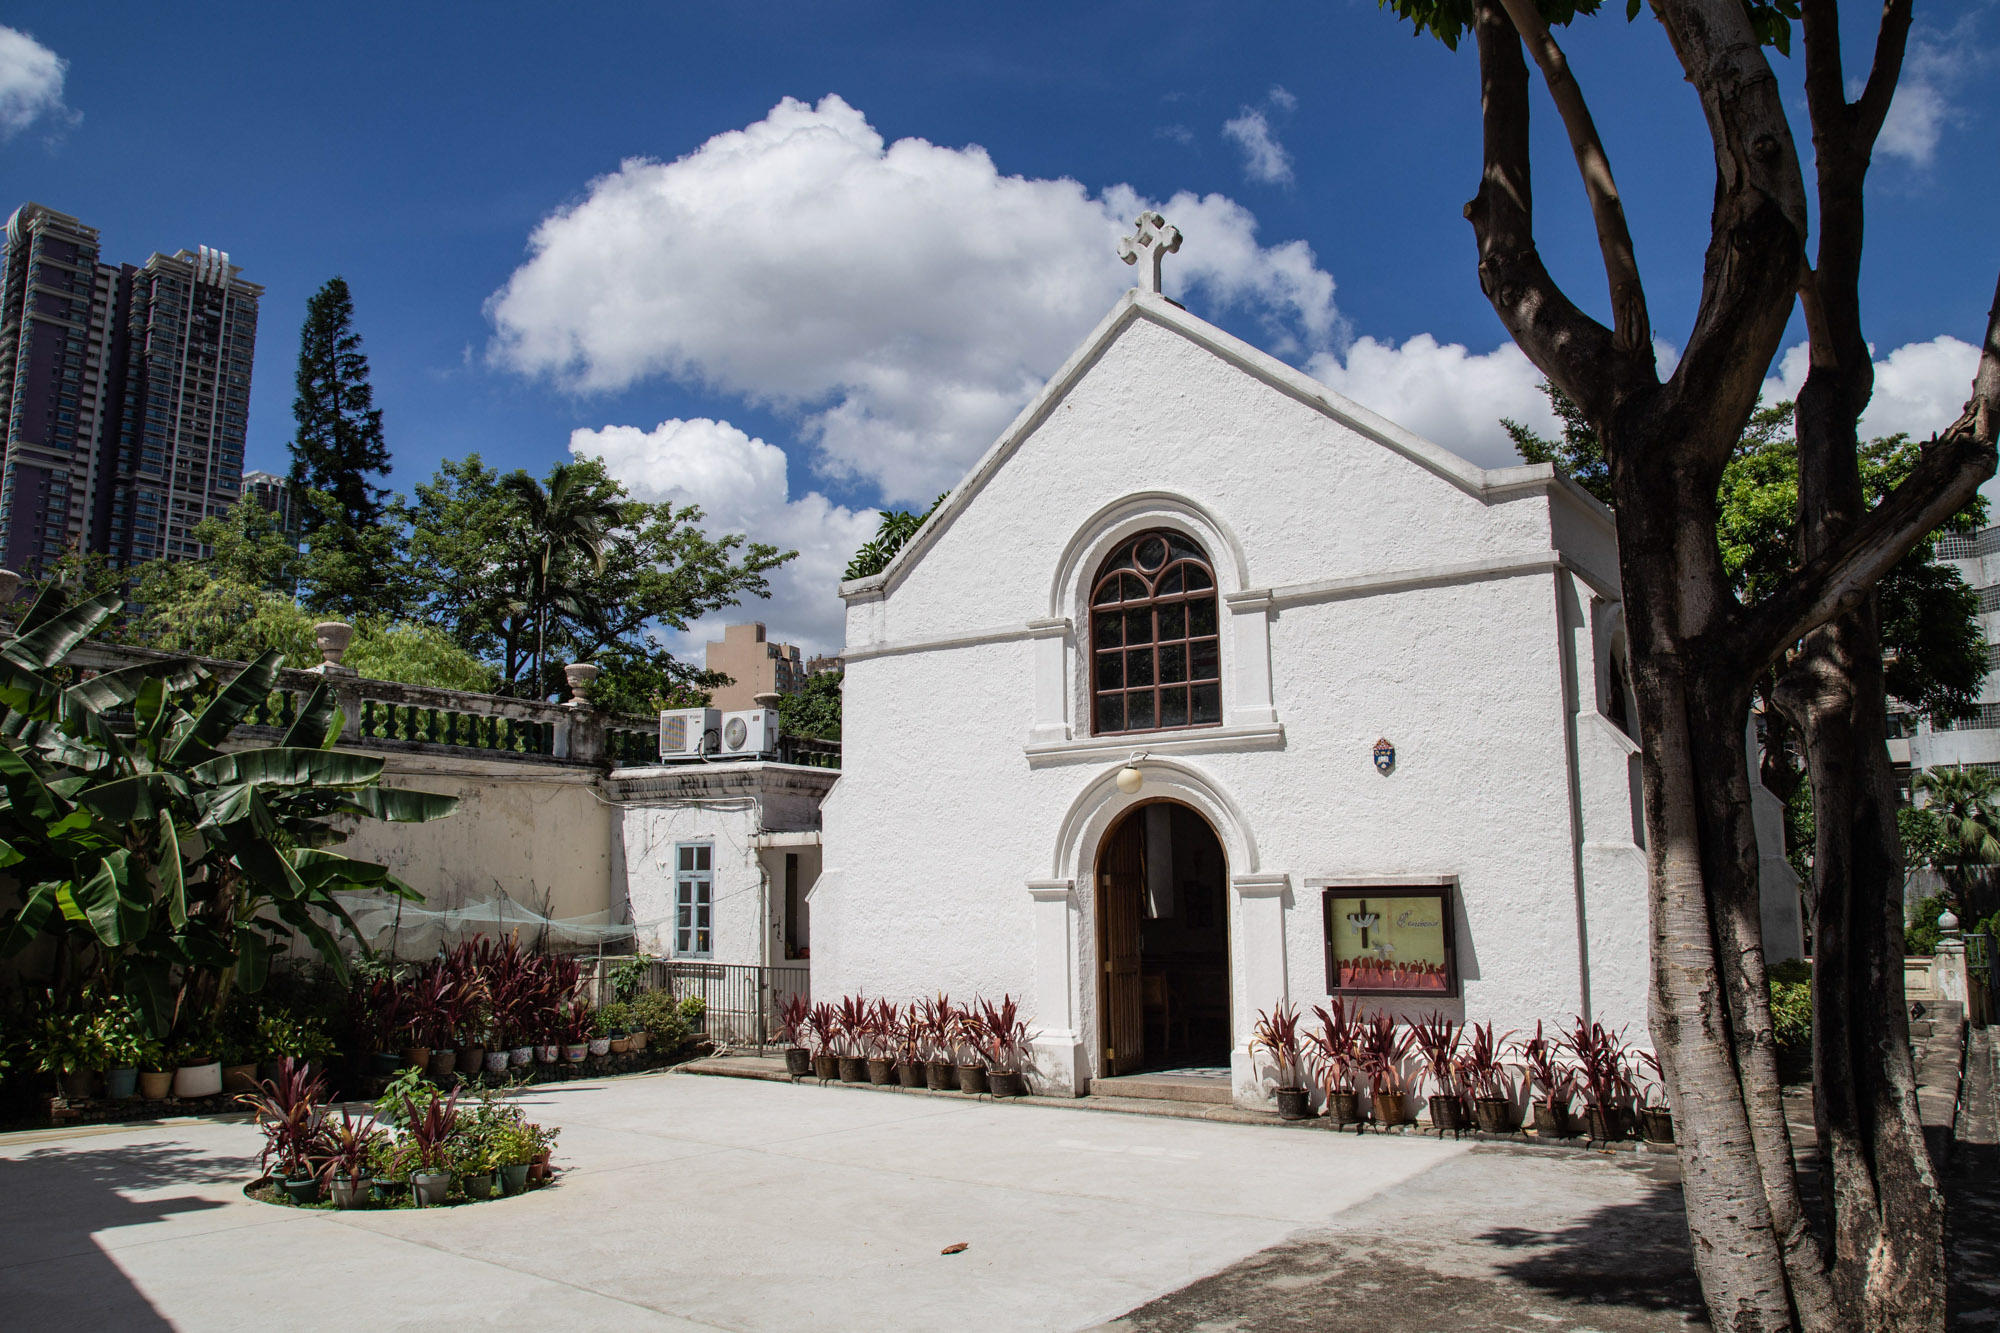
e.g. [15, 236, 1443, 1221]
[1118, 211, 1181, 296]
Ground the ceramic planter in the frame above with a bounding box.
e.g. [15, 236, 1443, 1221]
[867, 1057, 894, 1084]
[812, 1053, 838, 1080]
[329, 1174, 365, 1209]
[282, 1175, 322, 1206]
[411, 1171, 451, 1207]
[369, 1050, 403, 1077]
[896, 1061, 924, 1088]
[510, 1046, 535, 1067]
[138, 1070, 173, 1099]
[1371, 1091, 1410, 1125]
[427, 1050, 459, 1084]
[463, 1171, 499, 1200]
[105, 1067, 139, 1100]
[588, 1037, 611, 1057]
[173, 1061, 222, 1099]
[1276, 1087, 1314, 1121]
[1427, 1095, 1466, 1132]
[784, 1047, 813, 1078]
[1475, 1098, 1514, 1134]
[565, 1043, 589, 1063]
[484, 1051, 510, 1075]
[457, 1047, 486, 1075]
[1531, 1103, 1575, 1137]
[537, 1045, 560, 1065]
[926, 1059, 955, 1091]
[956, 1064, 988, 1095]
[1641, 1107, 1674, 1144]
[1327, 1090, 1361, 1124]
[609, 1037, 631, 1056]
[60, 1068, 94, 1101]
[988, 1070, 1027, 1098]
[837, 1056, 867, 1082]
[222, 1063, 260, 1094]
[500, 1163, 531, 1195]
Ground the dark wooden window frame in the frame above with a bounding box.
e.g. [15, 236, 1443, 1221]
[1088, 529, 1223, 736]
[1319, 881, 1460, 999]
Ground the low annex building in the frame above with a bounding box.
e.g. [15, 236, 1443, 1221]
[804, 215, 1799, 1108]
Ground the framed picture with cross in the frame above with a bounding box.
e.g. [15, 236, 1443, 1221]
[1313, 877, 1460, 998]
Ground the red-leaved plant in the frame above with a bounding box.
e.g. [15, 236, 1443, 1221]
[1410, 1011, 1464, 1101]
[1250, 1000, 1307, 1090]
[238, 1057, 331, 1182]
[915, 994, 956, 1063]
[777, 994, 812, 1050]
[1456, 1022, 1515, 1102]
[835, 994, 872, 1059]
[1358, 1013, 1415, 1098]
[805, 1002, 839, 1058]
[1514, 1021, 1573, 1110]
[972, 995, 1032, 1074]
[1562, 1016, 1634, 1113]
[1306, 998, 1363, 1097]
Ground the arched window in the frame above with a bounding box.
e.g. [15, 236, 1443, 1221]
[1090, 529, 1221, 735]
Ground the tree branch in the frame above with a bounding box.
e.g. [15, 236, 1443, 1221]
[1851, 0, 1913, 151]
[1739, 271, 2000, 670]
[1462, 0, 1618, 420]
[1494, 0, 1650, 354]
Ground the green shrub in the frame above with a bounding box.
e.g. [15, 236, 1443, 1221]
[1905, 893, 1955, 955]
[630, 991, 705, 1051]
[1768, 958, 1812, 1055]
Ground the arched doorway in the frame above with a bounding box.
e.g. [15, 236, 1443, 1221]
[1096, 801, 1230, 1076]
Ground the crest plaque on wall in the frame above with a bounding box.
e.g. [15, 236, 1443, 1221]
[1372, 738, 1395, 774]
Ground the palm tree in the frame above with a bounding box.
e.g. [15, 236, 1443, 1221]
[500, 463, 623, 698]
[1912, 765, 2000, 922]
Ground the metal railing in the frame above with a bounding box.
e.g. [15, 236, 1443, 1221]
[778, 734, 841, 769]
[659, 961, 810, 1050]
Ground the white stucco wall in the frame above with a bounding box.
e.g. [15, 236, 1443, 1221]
[816, 292, 1651, 1106]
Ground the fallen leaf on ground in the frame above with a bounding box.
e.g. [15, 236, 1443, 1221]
[941, 1242, 968, 1255]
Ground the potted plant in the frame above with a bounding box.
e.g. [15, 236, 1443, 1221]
[778, 994, 814, 1078]
[1410, 1012, 1466, 1133]
[137, 1034, 173, 1100]
[599, 1002, 632, 1056]
[404, 1087, 461, 1205]
[1635, 1050, 1674, 1143]
[948, 1003, 988, 1095]
[918, 995, 957, 1090]
[367, 1133, 413, 1203]
[807, 1002, 840, 1080]
[561, 1000, 592, 1063]
[169, 1031, 223, 1099]
[1252, 1000, 1312, 1120]
[1563, 1016, 1633, 1141]
[240, 1058, 332, 1205]
[835, 994, 871, 1083]
[526, 1121, 560, 1182]
[322, 1107, 382, 1209]
[1306, 999, 1364, 1125]
[493, 1120, 538, 1195]
[893, 1004, 925, 1088]
[36, 1008, 96, 1103]
[92, 1000, 145, 1101]
[974, 995, 1033, 1097]
[1457, 1022, 1516, 1133]
[1359, 1014, 1416, 1125]
[1515, 1021, 1577, 1137]
[866, 1000, 899, 1084]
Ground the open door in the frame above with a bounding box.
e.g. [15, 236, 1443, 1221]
[1097, 810, 1145, 1076]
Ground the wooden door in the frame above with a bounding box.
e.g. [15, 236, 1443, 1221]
[1098, 812, 1145, 1076]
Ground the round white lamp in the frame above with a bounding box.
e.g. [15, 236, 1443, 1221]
[1115, 752, 1147, 794]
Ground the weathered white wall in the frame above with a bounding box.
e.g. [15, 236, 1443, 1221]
[818, 292, 1649, 1106]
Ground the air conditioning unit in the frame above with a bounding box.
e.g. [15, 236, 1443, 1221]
[659, 707, 719, 760]
[718, 708, 779, 758]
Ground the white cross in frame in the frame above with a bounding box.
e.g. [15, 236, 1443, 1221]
[1118, 211, 1182, 295]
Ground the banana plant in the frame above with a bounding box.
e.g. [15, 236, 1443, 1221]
[0, 587, 458, 1036]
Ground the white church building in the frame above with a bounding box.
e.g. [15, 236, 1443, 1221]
[805, 215, 1800, 1109]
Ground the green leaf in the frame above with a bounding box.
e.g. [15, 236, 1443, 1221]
[2, 594, 122, 671]
[124, 955, 176, 1038]
[289, 847, 392, 890]
[190, 747, 384, 789]
[64, 659, 202, 718]
[281, 681, 342, 749]
[74, 850, 149, 947]
[0, 738, 68, 825]
[79, 772, 187, 823]
[168, 651, 283, 765]
[159, 819, 187, 928]
[0, 834, 21, 868]
[235, 927, 271, 993]
[0, 884, 57, 955]
[345, 786, 460, 822]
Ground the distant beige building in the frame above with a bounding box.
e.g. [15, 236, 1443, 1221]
[704, 622, 803, 710]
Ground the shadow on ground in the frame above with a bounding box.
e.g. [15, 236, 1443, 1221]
[0, 1137, 255, 1327]
[1094, 1147, 1707, 1333]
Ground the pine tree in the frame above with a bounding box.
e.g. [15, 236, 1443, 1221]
[289, 277, 391, 534]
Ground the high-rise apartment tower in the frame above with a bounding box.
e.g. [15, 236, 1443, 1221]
[0, 202, 260, 571]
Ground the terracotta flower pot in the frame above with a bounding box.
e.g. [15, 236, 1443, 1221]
[1475, 1097, 1514, 1134]
[784, 1047, 813, 1078]
[896, 1061, 924, 1088]
[1427, 1094, 1465, 1132]
[1371, 1091, 1410, 1125]
[1532, 1102, 1574, 1137]
[457, 1047, 486, 1075]
[173, 1061, 222, 1099]
[988, 1070, 1027, 1098]
[1585, 1105, 1625, 1142]
[528, 1150, 552, 1182]
[956, 1064, 988, 1095]
[812, 1053, 838, 1080]
[1327, 1090, 1361, 1124]
[867, 1057, 894, 1084]
[222, 1063, 260, 1094]
[926, 1059, 956, 1090]
[400, 1045, 431, 1070]
[1641, 1107, 1675, 1144]
[138, 1070, 173, 1099]
[838, 1056, 867, 1082]
[1276, 1087, 1313, 1120]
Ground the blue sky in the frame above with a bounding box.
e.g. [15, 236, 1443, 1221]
[3, 2, 1994, 653]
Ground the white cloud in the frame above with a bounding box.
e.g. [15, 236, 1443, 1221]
[1307, 334, 1559, 469]
[1864, 21, 1985, 168]
[0, 26, 72, 141]
[571, 417, 877, 658]
[489, 94, 1340, 503]
[1267, 85, 1297, 113]
[1221, 109, 1293, 185]
[1760, 335, 1982, 440]
[1877, 81, 1948, 166]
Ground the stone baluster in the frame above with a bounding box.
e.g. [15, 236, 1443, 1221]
[560, 662, 605, 766]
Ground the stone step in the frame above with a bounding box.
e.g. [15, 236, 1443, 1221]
[1088, 1073, 1233, 1105]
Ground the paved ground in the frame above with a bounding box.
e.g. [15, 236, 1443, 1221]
[1949, 1026, 1999, 1328]
[0, 1070, 1707, 1332]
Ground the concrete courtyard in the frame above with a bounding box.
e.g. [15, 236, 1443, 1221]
[0, 1071, 1704, 1331]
